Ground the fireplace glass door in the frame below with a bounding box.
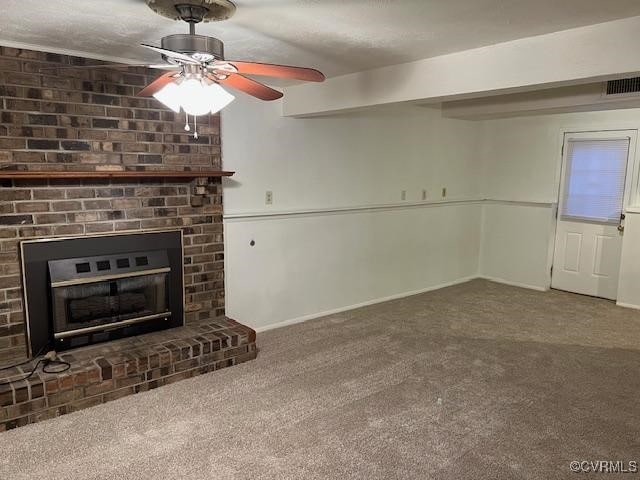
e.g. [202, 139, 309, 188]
[51, 271, 170, 338]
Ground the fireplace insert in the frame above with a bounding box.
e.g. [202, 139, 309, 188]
[21, 230, 184, 355]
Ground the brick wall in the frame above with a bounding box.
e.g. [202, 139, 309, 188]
[0, 47, 225, 364]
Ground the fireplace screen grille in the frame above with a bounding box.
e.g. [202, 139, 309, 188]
[48, 251, 172, 341]
[52, 272, 169, 337]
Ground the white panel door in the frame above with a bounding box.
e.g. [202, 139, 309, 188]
[552, 131, 635, 300]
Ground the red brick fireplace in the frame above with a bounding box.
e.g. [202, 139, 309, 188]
[0, 46, 257, 430]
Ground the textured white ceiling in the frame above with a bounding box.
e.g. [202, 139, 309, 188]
[1, 0, 640, 78]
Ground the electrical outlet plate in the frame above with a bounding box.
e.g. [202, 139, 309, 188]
[265, 190, 273, 205]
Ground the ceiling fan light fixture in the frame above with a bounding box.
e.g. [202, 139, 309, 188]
[153, 78, 235, 116]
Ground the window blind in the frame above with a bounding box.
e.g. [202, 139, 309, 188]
[561, 138, 630, 224]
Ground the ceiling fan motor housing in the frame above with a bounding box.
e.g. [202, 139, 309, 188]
[161, 34, 225, 61]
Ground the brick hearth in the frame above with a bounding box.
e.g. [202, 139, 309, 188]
[0, 317, 257, 431]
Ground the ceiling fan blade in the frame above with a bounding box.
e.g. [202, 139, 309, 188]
[145, 64, 181, 70]
[39, 63, 179, 72]
[140, 44, 199, 65]
[216, 74, 283, 101]
[225, 61, 325, 82]
[137, 72, 178, 97]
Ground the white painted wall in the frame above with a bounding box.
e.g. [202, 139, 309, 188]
[618, 210, 640, 309]
[223, 100, 481, 215]
[478, 108, 640, 306]
[225, 205, 481, 330]
[479, 202, 556, 290]
[222, 97, 483, 330]
[222, 93, 640, 331]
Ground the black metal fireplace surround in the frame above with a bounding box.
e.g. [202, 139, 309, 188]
[20, 230, 184, 356]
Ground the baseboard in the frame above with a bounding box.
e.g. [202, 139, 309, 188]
[615, 301, 640, 310]
[253, 275, 477, 333]
[476, 275, 548, 292]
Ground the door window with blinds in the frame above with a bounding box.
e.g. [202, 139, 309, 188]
[560, 138, 630, 224]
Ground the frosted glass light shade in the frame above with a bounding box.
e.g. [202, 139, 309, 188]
[180, 78, 211, 116]
[204, 82, 235, 114]
[153, 79, 235, 116]
[153, 82, 181, 113]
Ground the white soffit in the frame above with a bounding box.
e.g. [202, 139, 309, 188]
[282, 16, 640, 116]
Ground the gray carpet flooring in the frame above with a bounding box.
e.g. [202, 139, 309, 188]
[2, 279, 640, 479]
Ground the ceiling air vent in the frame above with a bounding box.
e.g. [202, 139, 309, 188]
[605, 77, 640, 96]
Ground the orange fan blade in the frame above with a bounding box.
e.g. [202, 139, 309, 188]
[217, 74, 283, 101]
[226, 61, 325, 82]
[137, 72, 178, 97]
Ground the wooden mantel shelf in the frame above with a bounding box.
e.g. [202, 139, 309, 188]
[0, 170, 234, 180]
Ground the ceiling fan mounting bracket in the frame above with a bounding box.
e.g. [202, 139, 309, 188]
[145, 0, 236, 23]
[174, 4, 209, 24]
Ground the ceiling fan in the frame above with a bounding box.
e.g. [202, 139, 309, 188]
[45, 0, 325, 135]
